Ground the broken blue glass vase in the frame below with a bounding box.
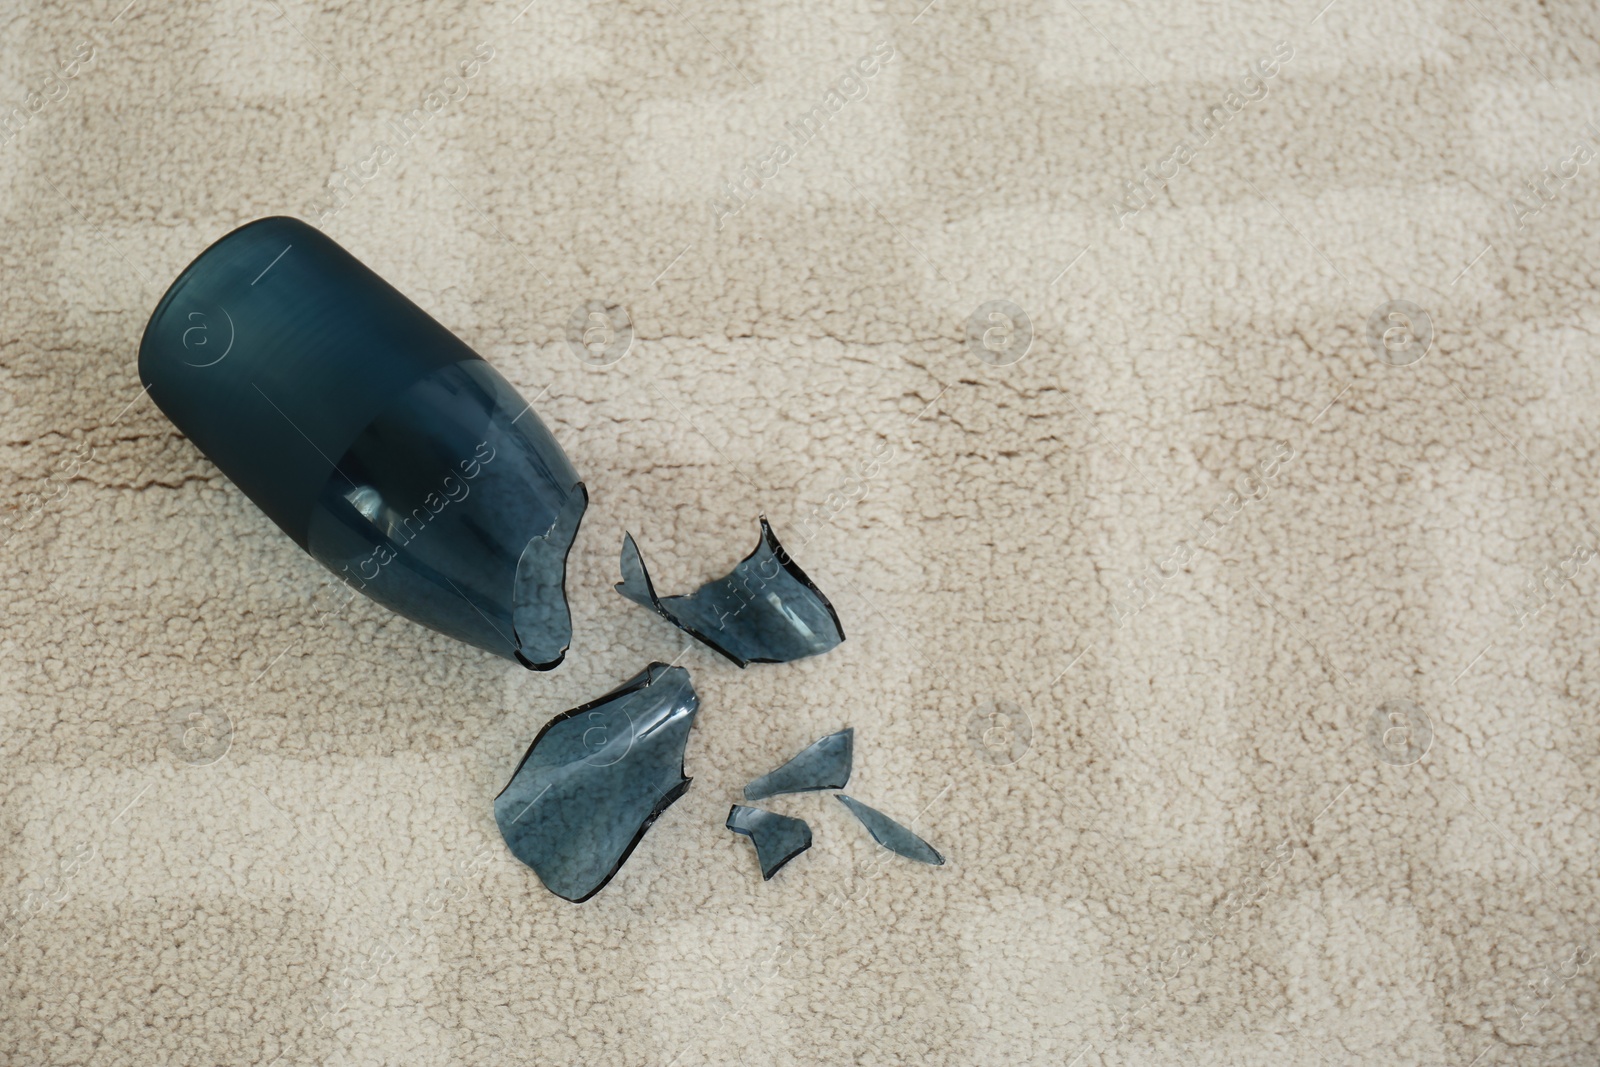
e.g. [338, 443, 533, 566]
[138, 216, 584, 668]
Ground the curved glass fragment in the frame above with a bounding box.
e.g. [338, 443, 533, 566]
[743, 728, 853, 800]
[616, 517, 844, 667]
[836, 795, 944, 866]
[494, 663, 699, 902]
[726, 805, 812, 880]
[137, 217, 585, 669]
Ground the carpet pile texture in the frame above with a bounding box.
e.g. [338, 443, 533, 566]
[3, 0, 1599, 1063]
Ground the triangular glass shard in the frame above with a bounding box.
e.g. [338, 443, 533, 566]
[137, 217, 585, 669]
[836, 794, 944, 866]
[494, 663, 699, 902]
[725, 805, 813, 880]
[615, 517, 844, 667]
[743, 728, 853, 800]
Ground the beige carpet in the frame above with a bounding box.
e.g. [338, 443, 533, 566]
[4, 0, 1600, 1063]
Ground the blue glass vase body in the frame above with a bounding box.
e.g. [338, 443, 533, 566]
[139, 217, 584, 667]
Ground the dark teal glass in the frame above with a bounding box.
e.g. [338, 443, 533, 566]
[494, 663, 700, 901]
[138, 217, 584, 667]
[617, 518, 844, 667]
[743, 728, 853, 800]
[726, 805, 812, 880]
[837, 795, 944, 865]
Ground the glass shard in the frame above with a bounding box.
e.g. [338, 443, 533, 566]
[138, 217, 585, 669]
[615, 517, 844, 667]
[743, 728, 854, 800]
[494, 663, 699, 902]
[725, 805, 813, 880]
[836, 795, 944, 866]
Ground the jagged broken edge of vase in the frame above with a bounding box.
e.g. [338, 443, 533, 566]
[510, 483, 588, 670]
[494, 662, 699, 902]
[836, 794, 945, 866]
[725, 804, 813, 880]
[744, 727, 853, 801]
[614, 516, 845, 667]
